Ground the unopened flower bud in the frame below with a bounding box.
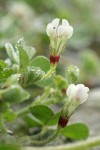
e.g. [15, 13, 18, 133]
[50, 55, 60, 64]
[66, 65, 80, 83]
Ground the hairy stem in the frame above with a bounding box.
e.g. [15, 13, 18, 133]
[31, 87, 51, 106]
[43, 64, 56, 79]
[16, 88, 53, 117]
[16, 107, 30, 117]
[30, 127, 48, 140]
[31, 128, 59, 146]
[17, 64, 57, 117]
[16, 95, 49, 117]
[24, 135, 100, 150]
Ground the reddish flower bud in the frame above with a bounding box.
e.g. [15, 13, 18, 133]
[50, 55, 60, 64]
[61, 88, 67, 94]
[58, 116, 69, 128]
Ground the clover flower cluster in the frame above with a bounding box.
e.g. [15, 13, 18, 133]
[58, 84, 89, 128]
[46, 18, 73, 64]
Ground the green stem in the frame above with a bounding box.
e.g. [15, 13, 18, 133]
[17, 64, 57, 117]
[17, 88, 51, 117]
[16, 97, 57, 117]
[43, 64, 57, 79]
[31, 128, 59, 146]
[16, 97, 55, 117]
[16, 97, 48, 117]
[16, 107, 30, 117]
[42, 98, 57, 105]
[31, 87, 51, 106]
[30, 127, 48, 140]
[0, 115, 7, 134]
[24, 135, 100, 150]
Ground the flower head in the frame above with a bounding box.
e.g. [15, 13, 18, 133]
[46, 18, 73, 56]
[58, 84, 89, 128]
[65, 84, 89, 117]
[67, 84, 89, 105]
[46, 18, 73, 39]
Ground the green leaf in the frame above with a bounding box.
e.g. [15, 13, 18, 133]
[5, 42, 19, 64]
[0, 60, 7, 70]
[23, 114, 43, 127]
[2, 84, 30, 103]
[3, 109, 17, 122]
[30, 105, 54, 125]
[31, 56, 50, 73]
[61, 123, 89, 140]
[35, 77, 54, 87]
[24, 66, 45, 86]
[16, 38, 30, 69]
[47, 112, 61, 126]
[0, 68, 14, 80]
[6, 74, 20, 85]
[24, 46, 36, 60]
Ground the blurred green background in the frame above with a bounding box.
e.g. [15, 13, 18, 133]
[0, 0, 100, 85]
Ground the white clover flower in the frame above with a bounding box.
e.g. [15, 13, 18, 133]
[46, 18, 73, 56]
[67, 84, 89, 104]
[65, 84, 89, 117]
[58, 84, 89, 128]
[46, 18, 73, 39]
[46, 18, 60, 38]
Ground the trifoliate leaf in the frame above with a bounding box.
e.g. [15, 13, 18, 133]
[0, 68, 15, 80]
[23, 114, 43, 127]
[30, 105, 54, 125]
[31, 56, 50, 73]
[24, 46, 36, 60]
[35, 77, 54, 87]
[5, 42, 19, 64]
[16, 38, 30, 69]
[47, 112, 61, 126]
[23, 66, 45, 86]
[61, 123, 89, 140]
[1, 84, 30, 103]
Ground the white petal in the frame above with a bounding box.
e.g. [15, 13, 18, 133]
[81, 93, 88, 103]
[57, 25, 64, 37]
[46, 23, 54, 37]
[64, 26, 73, 39]
[85, 87, 89, 92]
[67, 84, 76, 98]
[75, 84, 89, 104]
[52, 18, 60, 28]
[77, 84, 89, 93]
[62, 19, 69, 27]
[77, 90, 88, 104]
[67, 84, 89, 104]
